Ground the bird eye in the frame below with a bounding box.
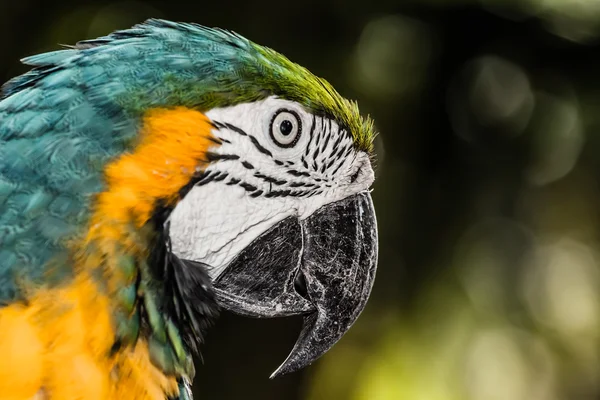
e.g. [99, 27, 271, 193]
[270, 109, 302, 148]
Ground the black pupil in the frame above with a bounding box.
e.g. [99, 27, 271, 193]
[279, 119, 294, 136]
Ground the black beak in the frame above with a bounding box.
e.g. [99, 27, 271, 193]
[211, 192, 378, 377]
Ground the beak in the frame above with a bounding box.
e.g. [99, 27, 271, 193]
[210, 191, 378, 378]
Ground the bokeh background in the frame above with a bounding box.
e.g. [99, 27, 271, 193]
[2, 0, 600, 399]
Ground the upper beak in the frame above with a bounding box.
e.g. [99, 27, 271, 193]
[209, 192, 378, 377]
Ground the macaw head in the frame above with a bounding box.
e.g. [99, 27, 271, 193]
[155, 23, 379, 377]
[171, 98, 378, 378]
[0, 19, 378, 380]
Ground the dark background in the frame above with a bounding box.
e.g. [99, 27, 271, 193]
[2, 0, 600, 399]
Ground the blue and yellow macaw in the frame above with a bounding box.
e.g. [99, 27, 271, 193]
[0, 19, 378, 400]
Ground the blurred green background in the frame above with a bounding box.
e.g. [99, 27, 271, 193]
[2, 0, 600, 399]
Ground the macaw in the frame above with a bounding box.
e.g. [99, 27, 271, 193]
[0, 19, 378, 400]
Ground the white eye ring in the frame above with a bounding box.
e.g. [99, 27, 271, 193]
[269, 109, 302, 148]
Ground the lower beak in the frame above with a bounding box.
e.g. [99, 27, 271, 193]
[211, 192, 378, 377]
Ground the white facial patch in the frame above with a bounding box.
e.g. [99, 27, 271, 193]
[168, 97, 374, 279]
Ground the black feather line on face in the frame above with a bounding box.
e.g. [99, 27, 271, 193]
[254, 172, 287, 186]
[206, 152, 240, 162]
[305, 115, 317, 157]
[301, 156, 309, 169]
[330, 157, 347, 177]
[332, 134, 344, 153]
[321, 131, 331, 153]
[312, 146, 321, 160]
[178, 171, 209, 198]
[286, 169, 310, 178]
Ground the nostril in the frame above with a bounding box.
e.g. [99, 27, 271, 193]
[350, 168, 361, 184]
[294, 270, 309, 300]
